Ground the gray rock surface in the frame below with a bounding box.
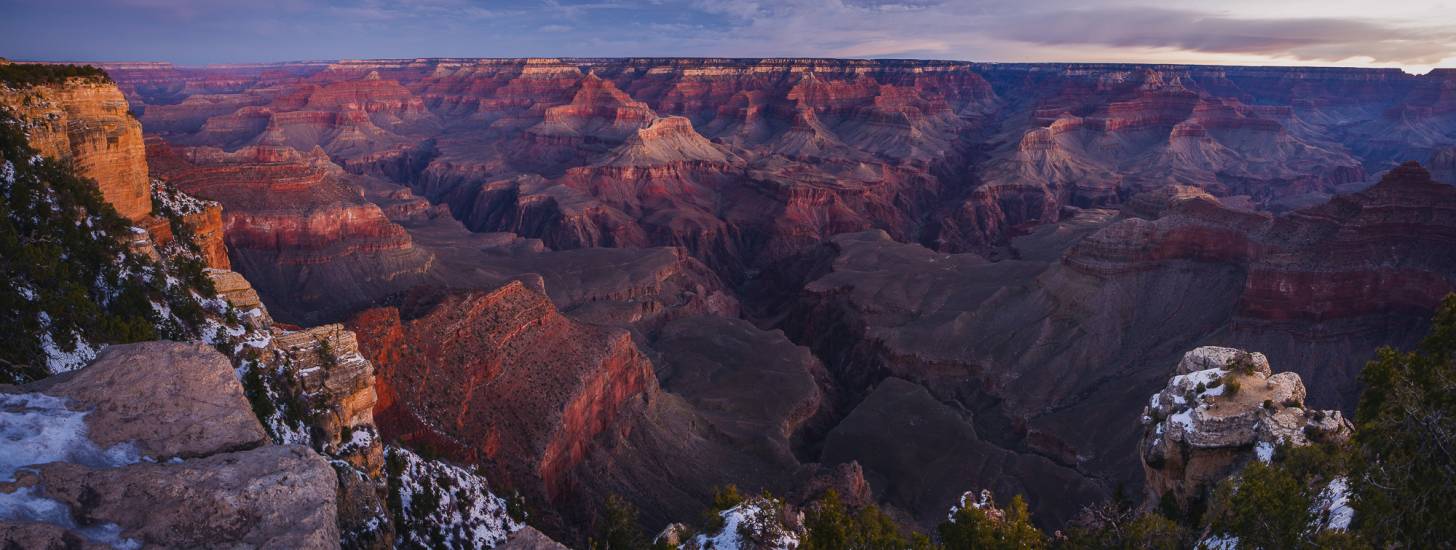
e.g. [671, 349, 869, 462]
[1, 341, 341, 549]
[1139, 346, 1354, 510]
[31, 444, 339, 549]
[22, 340, 268, 459]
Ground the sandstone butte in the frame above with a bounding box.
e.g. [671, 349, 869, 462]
[0, 76, 151, 221]
[1, 71, 231, 270]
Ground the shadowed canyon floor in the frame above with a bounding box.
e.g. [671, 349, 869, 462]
[96, 58, 1456, 537]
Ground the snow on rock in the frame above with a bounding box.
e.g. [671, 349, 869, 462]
[947, 489, 1000, 522]
[685, 497, 800, 550]
[1199, 533, 1240, 550]
[0, 392, 142, 549]
[1254, 441, 1274, 463]
[38, 329, 98, 374]
[386, 445, 522, 549]
[0, 392, 142, 479]
[1139, 346, 1353, 513]
[149, 178, 216, 216]
[1311, 477, 1354, 531]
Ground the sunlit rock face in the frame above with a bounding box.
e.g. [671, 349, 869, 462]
[1, 79, 153, 221]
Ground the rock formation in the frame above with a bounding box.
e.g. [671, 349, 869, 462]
[1139, 346, 1353, 511]
[0, 75, 151, 221]
[0, 341, 340, 549]
[2, 66, 545, 549]
[348, 281, 658, 505]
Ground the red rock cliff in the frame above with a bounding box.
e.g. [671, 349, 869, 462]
[347, 281, 657, 502]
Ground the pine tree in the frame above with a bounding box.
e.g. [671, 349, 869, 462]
[1351, 294, 1456, 546]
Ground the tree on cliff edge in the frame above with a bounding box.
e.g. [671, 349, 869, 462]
[1352, 293, 1456, 546]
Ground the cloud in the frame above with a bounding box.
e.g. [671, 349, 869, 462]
[830, 38, 951, 58]
[989, 7, 1456, 64]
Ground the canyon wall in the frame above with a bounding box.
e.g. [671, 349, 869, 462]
[90, 58, 1456, 534]
[1, 76, 152, 221]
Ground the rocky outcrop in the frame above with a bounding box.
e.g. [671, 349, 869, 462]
[498, 526, 570, 550]
[272, 324, 383, 475]
[1138, 347, 1353, 511]
[0, 341, 339, 548]
[28, 445, 339, 549]
[208, 268, 266, 313]
[0, 77, 151, 221]
[348, 281, 658, 504]
[149, 177, 231, 269]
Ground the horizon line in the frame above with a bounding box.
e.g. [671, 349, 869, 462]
[6, 56, 1450, 76]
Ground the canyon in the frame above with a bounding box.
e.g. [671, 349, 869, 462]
[5, 57, 1455, 546]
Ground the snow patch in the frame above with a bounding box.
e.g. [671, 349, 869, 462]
[38, 330, 98, 373]
[1200, 533, 1239, 550]
[1254, 441, 1275, 463]
[690, 499, 798, 550]
[0, 392, 141, 479]
[0, 392, 143, 549]
[1312, 477, 1354, 531]
[388, 445, 521, 549]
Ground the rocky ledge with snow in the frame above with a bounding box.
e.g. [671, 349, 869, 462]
[1139, 346, 1353, 510]
[0, 341, 340, 549]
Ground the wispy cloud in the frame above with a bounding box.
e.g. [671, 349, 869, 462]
[990, 7, 1456, 65]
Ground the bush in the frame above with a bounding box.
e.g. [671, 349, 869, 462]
[801, 490, 932, 550]
[939, 494, 1046, 550]
[1207, 461, 1312, 549]
[702, 484, 745, 532]
[1226, 351, 1261, 375]
[0, 63, 111, 87]
[592, 494, 648, 550]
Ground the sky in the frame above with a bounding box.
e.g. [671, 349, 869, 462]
[2, 0, 1455, 73]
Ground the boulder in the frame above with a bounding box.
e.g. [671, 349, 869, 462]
[0, 341, 341, 549]
[27, 445, 338, 549]
[20, 341, 268, 459]
[499, 526, 570, 550]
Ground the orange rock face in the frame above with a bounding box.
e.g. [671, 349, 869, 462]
[184, 203, 231, 269]
[347, 281, 657, 502]
[1, 79, 152, 220]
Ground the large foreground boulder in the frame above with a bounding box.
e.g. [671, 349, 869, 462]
[19, 341, 269, 459]
[0, 341, 340, 549]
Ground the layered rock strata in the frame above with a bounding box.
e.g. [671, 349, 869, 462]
[348, 281, 657, 503]
[0, 76, 151, 221]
